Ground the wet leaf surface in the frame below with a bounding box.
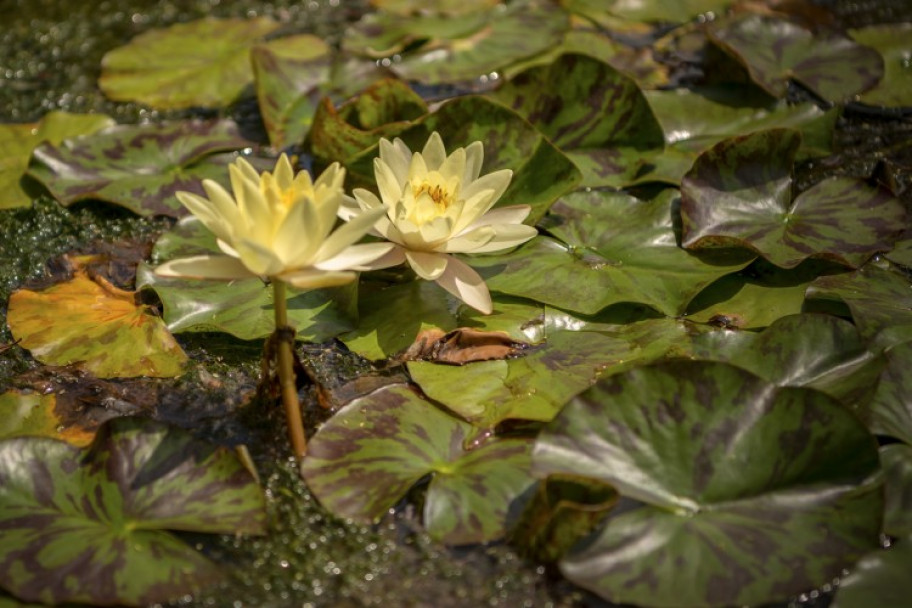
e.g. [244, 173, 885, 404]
[535, 361, 883, 607]
[0, 416, 266, 606]
[869, 341, 912, 445]
[831, 536, 912, 608]
[299, 384, 535, 545]
[7, 266, 187, 379]
[681, 129, 906, 268]
[98, 17, 281, 109]
[27, 121, 253, 217]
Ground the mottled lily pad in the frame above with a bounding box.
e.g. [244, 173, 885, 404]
[99, 17, 280, 109]
[7, 268, 187, 378]
[849, 24, 912, 108]
[869, 341, 912, 445]
[0, 417, 266, 606]
[300, 384, 535, 545]
[535, 361, 883, 607]
[0, 112, 114, 210]
[490, 54, 665, 188]
[681, 129, 905, 268]
[831, 536, 912, 608]
[709, 15, 883, 102]
[475, 189, 753, 316]
[27, 121, 253, 217]
[565, 0, 734, 24]
[0, 391, 94, 447]
[139, 216, 358, 342]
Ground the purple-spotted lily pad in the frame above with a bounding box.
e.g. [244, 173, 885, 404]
[831, 536, 912, 608]
[99, 17, 280, 109]
[299, 384, 535, 545]
[490, 54, 665, 188]
[7, 268, 187, 379]
[0, 417, 265, 606]
[138, 217, 358, 342]
[27, 120, 254, 217]
[408, 315, 692, 428]
[0, 111, 114, 210]
[534, 361, 883, 607]
[681, 129, 905, 269]
[869, 341, 912, 445]
[474, 189, 753, 316]
[849, 24, 912, 108]
[709, 15, 883, 102]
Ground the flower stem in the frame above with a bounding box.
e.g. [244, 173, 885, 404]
[272, 279, 307, 459]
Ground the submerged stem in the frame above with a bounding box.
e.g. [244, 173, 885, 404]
[272, 279, 307, 459]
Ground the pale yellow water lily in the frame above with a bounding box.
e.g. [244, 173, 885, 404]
[342, 132, 537, 314]
[155, 154, 392, 288]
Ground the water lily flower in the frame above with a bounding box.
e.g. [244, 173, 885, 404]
[155, 154, 392, 288]
[342, 132, 538, 314]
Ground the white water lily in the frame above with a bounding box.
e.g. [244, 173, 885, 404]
[155, 154, 391, 288]
[343, 132, 537, 314]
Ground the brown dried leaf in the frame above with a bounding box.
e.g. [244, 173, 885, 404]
[399, 327, 531, 365]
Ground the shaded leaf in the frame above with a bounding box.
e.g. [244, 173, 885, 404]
[98, 17, 280, 109]
[535, 361, 883, 607]
[27, 121, 253, 217]
[681, 129, 905, 268]
[708, 15, 883, 102]
[299, 385, 535, 545]
[0, 112, 115, 210]
[869, 341, 912, 445]
[831, 537, 912, 608]
[0, 391, 94, 447]
[0, 417, 265, 606]
[849, 24, 912, 108]
[7, 267, 187, 379]
[139, 216, 357, 342]
[881, 444, 912, 537]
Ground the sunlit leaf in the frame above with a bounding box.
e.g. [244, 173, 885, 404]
[535, 361, 883, 607]
[0, 417, 265, 606]
[27, 120, 253, 217]
[491, 54, 665, 188]
[831, 536, 912, 608]
[139, 216, 358, 342]
[98, 17, 280, 109]
[0, 391, 94, 447]
[0, 112, 115, 210]
[849, 24, 912, 108]
[869, 341, 912, 445]
[300, 385, 535, 545]
[7, 267, 187, 379]
[681, 129, 905, 268]
[475, 189, 753, 316]
[709, 15, 883, 102]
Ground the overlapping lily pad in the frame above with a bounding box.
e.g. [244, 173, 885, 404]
[490, 54, 665, 188]
[0, 417, 265, 606]
[27, 121, 253, 217]
[0, 391, 94, 446]
[849, 24, 912, 108]
[475, 189, 753, 316]
[681, 128, 905, 268]
[881, 444, 912, 536]
[565, 0, 734, 24]
[868, 341, 912, 445]
[0, 111, 114, 210]
[99, 17, 280, 109]
[300, 384, 535, 545]
[139, 217, 358, 342]
[534, 361, 883, 607]
[7, 268, 187, 378]
[709, 15, 883, 102]
[831, 537, 912, 608]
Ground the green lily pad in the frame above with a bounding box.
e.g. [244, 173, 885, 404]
[535, 361, 883, 607]
[0, 391, 94, 447]
[490, 54, 665, 188]
[475, 189, 753, 316]
[370, 0, 501, 16]
[685, 313, 883, 415]
[564, 0, 734, 24]
[299, 384, 535, 545]
[806, 262, 912, 348]
[251, 35, 332, 149]
[869, 341, 912, 445]
[881, 444, 912, 537]
[681, 129, 905, 269]
[0, 417, 265, 606]
[885, 231, 912, 268]
[98, 17, 280, 109]
[708, 15, 883, 102]
[0, 112, 115, 210]
[27, 120, 253, 217]
[849, 24, 912, 108]
[7, 268, 187, 379]
[139, 216, 358, 342]
[831, 537, 912, 608]
[408, 316, 693, 428]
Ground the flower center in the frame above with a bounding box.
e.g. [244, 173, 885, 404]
[408, 171, 458, 224]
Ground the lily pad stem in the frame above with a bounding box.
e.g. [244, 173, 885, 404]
[272, 279, 307, 459]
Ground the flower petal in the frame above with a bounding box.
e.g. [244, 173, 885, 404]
[456, 223, 537, 253]
[234, 239, 284, 277]
[176, 190, 235, 244]
[460, 168, 512, 210]
[315, 242, 397, 271]
[462, 205, 531, 231]
[464, 141, 484, 182]
[439, 225, 495, 253]
[405, 250, 449, 280]
[421, 131, 447, 170]
[273, 197, 322, 265]
[279, 268, 357, 289]
[435, 255, 493, 314]
[274, 153, 295, 191]
[375, 159, 404, 208]
[315, 206, 387, 262]
[154, 255, 256, 281]
[380, 138, 411, 185]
